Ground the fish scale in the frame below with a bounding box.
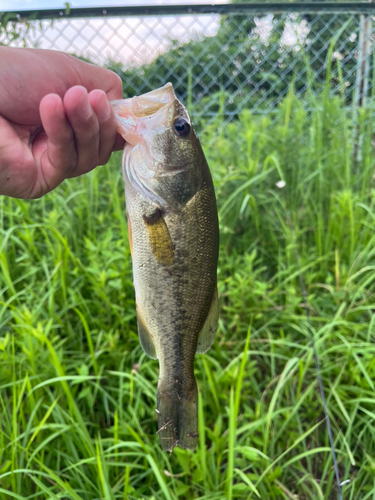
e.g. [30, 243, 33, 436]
[111, 83, 219, 451]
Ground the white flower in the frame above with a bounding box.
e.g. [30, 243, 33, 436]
[276, 180, 286, 188]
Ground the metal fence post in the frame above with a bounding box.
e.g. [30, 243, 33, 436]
[355, 13, 372, 108]
[354, 14, 372, 165]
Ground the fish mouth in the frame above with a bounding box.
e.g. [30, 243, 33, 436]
[132, 83, 176, 117]
[110, 83, 176, 144]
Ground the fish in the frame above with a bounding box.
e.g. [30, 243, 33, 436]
[110, 83, 219, 451]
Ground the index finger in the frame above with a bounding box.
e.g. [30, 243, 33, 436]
[72, 58, 123, 101]
[0, 48, 124, 124]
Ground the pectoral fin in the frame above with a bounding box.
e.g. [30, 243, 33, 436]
[137, 308, 157, 359]
[143, 209, 174, 266]
[196, 288, 219, 354]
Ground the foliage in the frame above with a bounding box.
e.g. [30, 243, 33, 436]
[1, 79, 375, 498]
[105, 3, 361, 124]
[0, 12, 36, 47]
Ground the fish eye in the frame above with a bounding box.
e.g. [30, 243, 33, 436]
[173, 117, 190, 137]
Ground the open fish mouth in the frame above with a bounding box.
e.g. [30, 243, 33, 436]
[110, 82, 175, 113]
[131, 83, 176, 117]
[110, 83, 176, 145]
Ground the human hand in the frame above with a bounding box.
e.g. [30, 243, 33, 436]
[0, 47, 125, 199]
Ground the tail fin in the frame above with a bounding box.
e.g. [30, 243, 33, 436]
[157, 380, 198, 451]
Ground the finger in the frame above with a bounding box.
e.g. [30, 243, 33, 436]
[63, 86, 100, 177]
[80, 63, 123, 101]
[67, 54, 123, 101]
[113, 132, 126, 151]
[38, 93, 78, 191]
[0, 48, 123, 125]
[88, 89, 118, 165]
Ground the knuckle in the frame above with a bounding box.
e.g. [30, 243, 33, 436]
[60, 128, 74, 145]
[99, 151, 112, 166]
[50, 144, 78, 173]
[106, 71, 123, 99]
[112, 73, 123, 92]
[77, 120, 100, 139]
[75, 149, 99, 174]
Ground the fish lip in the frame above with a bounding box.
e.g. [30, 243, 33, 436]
[133, 82, 176, 112]
[110, 82, 176, 118]
[110, 83, 176, 145]
[130, 82, 175, 105]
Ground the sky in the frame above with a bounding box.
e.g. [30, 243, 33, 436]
[0, 0, 229, 12]
[1, 0, 305, 69]
[1, 1, 229, 65]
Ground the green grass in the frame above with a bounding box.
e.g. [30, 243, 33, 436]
[2, 85, 375, 499]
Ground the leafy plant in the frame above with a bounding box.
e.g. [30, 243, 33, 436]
[0, 12, 36, 46]
[1, 77, 375, 497]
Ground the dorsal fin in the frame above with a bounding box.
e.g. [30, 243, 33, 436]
[196, 288, 219, 354]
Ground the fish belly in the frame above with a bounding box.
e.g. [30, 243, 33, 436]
[126, 180, 218, 450]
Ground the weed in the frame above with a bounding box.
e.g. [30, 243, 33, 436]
[1, 86, 375, 498]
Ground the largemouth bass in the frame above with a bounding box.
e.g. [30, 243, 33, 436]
[111, 83, 219, 451]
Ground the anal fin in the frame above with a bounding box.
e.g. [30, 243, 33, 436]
[137, 308, 157, 359]
[196, 288, 219, 354]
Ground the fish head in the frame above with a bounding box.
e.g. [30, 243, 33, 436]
[111, 83, 205, 207]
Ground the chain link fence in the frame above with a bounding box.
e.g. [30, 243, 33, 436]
[1, 3, 375, 127]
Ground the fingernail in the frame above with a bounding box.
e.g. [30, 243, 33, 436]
[95, 94, 111, 121]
